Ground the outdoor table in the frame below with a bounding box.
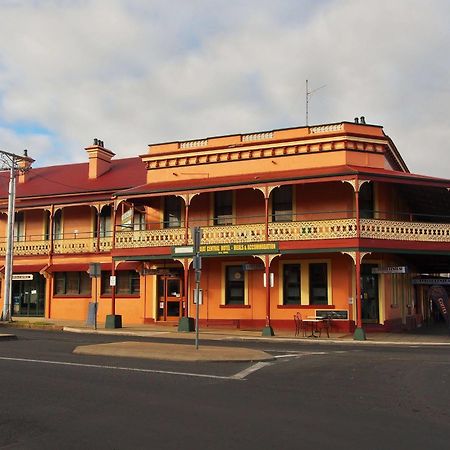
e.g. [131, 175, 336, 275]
[303, 318, 322, 337]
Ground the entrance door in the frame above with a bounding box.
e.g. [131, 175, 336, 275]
[157, 275, 184, 321]
[12, 274, 46, 317]
[361, 264, 379, 323]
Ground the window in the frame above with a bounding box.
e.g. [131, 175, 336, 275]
[283, 264, 301, 305]
[214, 191, 233, 225]
[133, 210, 145, 231]
[44, 211, 51, 240]
[101, 271, 140, 295]
[225, 265, 245, 305]
[272, 185, 293, 222]
[309, 263, 328, 305]
[14, 212, 25, 241]
[54, 272, 91, 296]
[98, 205, 112, 237]
[359, 182, 374, 219]
[53, 210, 63, 240]
[164, 196, 182, 228]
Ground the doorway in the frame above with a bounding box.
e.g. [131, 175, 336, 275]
[12, 274, 46, 317]
[361, 264, 379, 323]
[157, 273, 184, 321]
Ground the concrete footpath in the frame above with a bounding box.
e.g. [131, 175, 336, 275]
[1, 317, 450, 362]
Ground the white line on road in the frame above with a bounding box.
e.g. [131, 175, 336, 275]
[230, 361, 274, 380]
[0, 356, 239, 381]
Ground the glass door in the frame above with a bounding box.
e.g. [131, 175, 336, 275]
[157, 275, 183, 321]
[361, 264, 379, 323]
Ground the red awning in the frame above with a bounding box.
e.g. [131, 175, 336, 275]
[44, 262, 140, 273]
[45, 264, 89, 273]
[0, 264, 47, 274]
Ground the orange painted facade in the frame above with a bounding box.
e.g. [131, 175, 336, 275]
[1, 121, 449, 333]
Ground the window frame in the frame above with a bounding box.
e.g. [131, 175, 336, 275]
[163, 196, 182, 229]
[101, 270, 140, 296]
[272, 185, 293, 222]
[53, 271, 92, 296]
[222, 263, 248, 306]
[214, 191, 233, 226]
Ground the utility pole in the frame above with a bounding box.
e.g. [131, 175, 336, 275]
[0, 149, 31, 322]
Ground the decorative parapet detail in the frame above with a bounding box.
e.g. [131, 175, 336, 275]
[360, 219, 450, 241]
[53, 238, 96, 254]
[269, 219, 357, 240]
[180, 139, 208, 149]
[98, 237, 113, 252]
[310, 124, 343, 133]
[201, 224, 266, 244]
[242, 132, 274, 142]
[0, 240, 51, 256]
[115, 228, 186, 248]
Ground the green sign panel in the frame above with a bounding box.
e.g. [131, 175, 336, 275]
[172, 242, 278, 257]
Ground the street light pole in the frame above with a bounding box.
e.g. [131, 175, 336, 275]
[1, 149, 30, 322]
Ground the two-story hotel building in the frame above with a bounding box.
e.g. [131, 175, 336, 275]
[1, 120, 449, 336]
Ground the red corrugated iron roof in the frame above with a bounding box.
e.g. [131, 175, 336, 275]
[0, 157, 146, 201]
[115, 164, 450, 198]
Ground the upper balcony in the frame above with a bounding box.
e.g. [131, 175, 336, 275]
[2, 209, 450, 258]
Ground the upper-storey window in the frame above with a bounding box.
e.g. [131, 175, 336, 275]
[99, 205, 112, 237]
[272, 185, 293, 222]
[359, 182, 374, 219]
[133, 210, 146, 231]
[53, 210, 63, 240]
[14, 212, 25, 241]
[164, 196, 182, 228]
[214, 191, 233, 225]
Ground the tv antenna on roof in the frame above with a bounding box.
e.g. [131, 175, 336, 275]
[305, 79, 326, 126]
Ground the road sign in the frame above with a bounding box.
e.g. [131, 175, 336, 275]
[88, 263, 101, 278]
[243, 264, 264, 271]
[372, 266, 407, 274]
[12, 274, 33, 281]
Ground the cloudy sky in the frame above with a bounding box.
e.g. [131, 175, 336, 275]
[0, 0, 449, 177]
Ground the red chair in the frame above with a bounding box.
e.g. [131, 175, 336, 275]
[318, 317, 332, 338]
[293, 312, 306, 337]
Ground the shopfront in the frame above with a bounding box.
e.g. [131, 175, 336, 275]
[11, 273, 46, 317]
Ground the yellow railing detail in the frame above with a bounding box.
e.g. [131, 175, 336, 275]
[360, 219, 450, 241]
[115, 228, 186, 248]
[269, 219, 357, 240]
[4, 219, 450, 256]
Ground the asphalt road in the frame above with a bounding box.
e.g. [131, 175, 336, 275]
[0, 329, 449, 450]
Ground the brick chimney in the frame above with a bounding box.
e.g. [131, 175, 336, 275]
[85, 139, 115, 179]
[18, 149, 35, 184]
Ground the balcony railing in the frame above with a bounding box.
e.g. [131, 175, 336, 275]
[360, 219, 450, 242]
[3, 212, 450, 256]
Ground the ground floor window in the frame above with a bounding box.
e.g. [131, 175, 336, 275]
[54, 272, 91, 295]
[309, 263, 328, 305]
[225, 265, 245, 305]
[283, 264, 301, 305]
[101, 271, 140, 295]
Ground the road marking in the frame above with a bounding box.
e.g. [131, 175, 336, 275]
[0, 356, 237, 381]
[230, 361, 273, 380]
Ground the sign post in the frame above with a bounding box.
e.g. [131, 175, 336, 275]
[192, 227, 202, 350]
[87, 263, 101, 330]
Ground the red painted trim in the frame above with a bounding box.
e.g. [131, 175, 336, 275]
[219, 304, 251, 309]
[360, 238, 450, 252]
[111, 246, 171, 257]
[277, 304, 336, 309]
[279, 239, 359, 250]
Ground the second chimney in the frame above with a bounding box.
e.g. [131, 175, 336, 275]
[18, 149, 35, 184]
[85, 139, 115, 179]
